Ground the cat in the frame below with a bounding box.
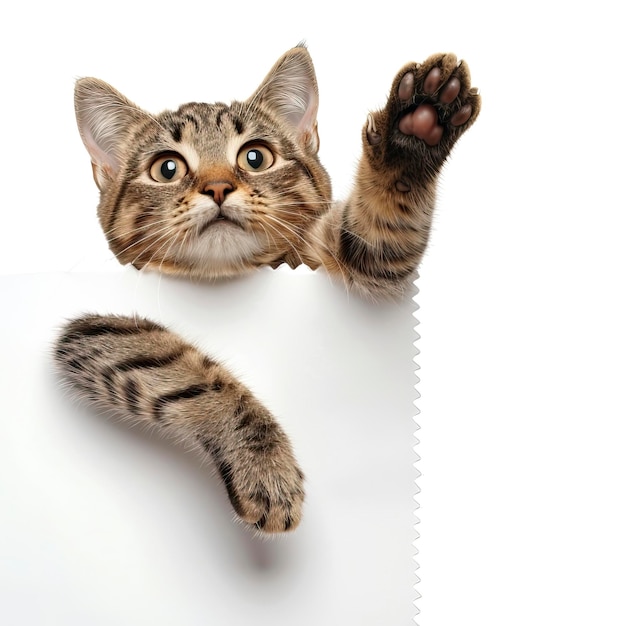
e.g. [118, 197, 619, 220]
[54, 46, 480, 533]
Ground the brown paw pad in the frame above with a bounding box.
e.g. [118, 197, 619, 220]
[396, 65, 473, 145]
[450, 103, 473, 127]
[398, 104, 443, 146]
[421, 66, 461, 103]
[439, 76, 461, 104]
[398, 71, 415, 101]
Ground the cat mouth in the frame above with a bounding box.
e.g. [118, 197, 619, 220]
[197, 214, 245, 236]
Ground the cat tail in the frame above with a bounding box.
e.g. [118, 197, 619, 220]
[53, 313, 304, 533]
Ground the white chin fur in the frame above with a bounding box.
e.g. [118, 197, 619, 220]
[179, 223, 264, 272]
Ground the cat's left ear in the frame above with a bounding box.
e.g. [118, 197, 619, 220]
[248, 46, 320, 153]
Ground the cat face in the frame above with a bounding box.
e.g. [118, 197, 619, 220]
[75, 47, 332, 279]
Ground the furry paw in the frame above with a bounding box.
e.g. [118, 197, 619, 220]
[201, 400, 305, 533]
[219, 453, 305, 533]
[366, 52, 480, 169]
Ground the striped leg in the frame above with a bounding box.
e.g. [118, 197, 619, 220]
[311, 53, 481, 299]
[54, 314, 304, 533]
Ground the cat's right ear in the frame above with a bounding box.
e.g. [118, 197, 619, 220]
[74, 78, 146, 189]
[247, 46, 321, 153]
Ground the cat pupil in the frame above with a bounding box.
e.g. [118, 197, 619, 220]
[247, 150, 263, 169]
[161, 160, 177, 179]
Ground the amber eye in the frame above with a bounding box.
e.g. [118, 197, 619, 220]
[149, 154, 188, 183]
[236, 144, 274, 172]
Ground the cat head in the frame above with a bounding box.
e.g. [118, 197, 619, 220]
[74, 46, 332, 279]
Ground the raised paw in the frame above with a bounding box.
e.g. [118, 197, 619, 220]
[366, 52, 480, 167]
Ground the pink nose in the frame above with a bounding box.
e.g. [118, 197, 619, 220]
[202, 181, 234, 206]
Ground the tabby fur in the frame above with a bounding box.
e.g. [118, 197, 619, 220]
[55, 46, 480, 533]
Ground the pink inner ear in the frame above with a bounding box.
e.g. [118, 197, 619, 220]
[296, 86, 319, 152]
[79, 126, 119, 189]
[247, 48, 321, 152]
[74, 78, 139, 181]
[74, 100, 122, 188]
[268, 79, 319, 147]
[79, 122, 120, 176]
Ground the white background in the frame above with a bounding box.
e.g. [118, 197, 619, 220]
[0, 269, 418, 625]
[1, 1, 625, 624]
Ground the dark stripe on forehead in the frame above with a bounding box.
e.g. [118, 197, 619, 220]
[232, 114, 244, 135]
[215, 107, 244, 134]
[215, 107, 226, 130]
[159, 107, 199, 143]
[167, 112, 202, 142]
[170, 122, 183, 143]
[207, 103, 228, 129]
[183, 112, 201, 131]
